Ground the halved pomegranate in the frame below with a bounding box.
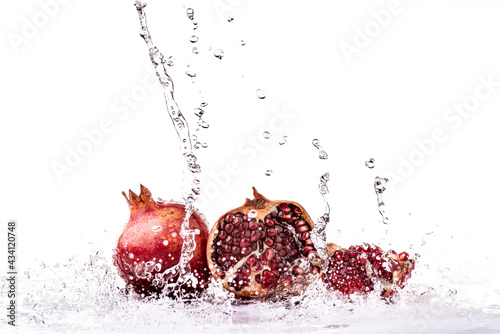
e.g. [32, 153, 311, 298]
[323, 243, 414, 297]
[113, 185, 210, 297]
[207, 188, 322, 298]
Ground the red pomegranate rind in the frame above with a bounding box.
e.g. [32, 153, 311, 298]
[114, 185, 210, 297]
[207, 188, 322, 298]
[323, 243, 414, 297]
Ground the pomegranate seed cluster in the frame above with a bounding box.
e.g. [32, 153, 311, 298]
[211, 203, 320, 294]
[324, 243, 411, 296]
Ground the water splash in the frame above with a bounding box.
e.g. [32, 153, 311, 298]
[374, 176, 390, 224]
[186, 8, 194, 20]
[214, 49, 224, 59]
[134, 1, 202, 295]
[279, 135, 288, 145]
[256, 89, 266, 99]
[311, 172, 330, 266]
[365, 158, 375, 169]
[312, 138, 328, 160]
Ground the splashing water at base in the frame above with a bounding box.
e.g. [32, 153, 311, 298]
[18, 251, 500, 333]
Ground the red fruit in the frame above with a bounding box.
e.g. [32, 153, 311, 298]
[207, 188, 322, 298]
[323, 243, 414, 297]
[113, 185, 210, 297]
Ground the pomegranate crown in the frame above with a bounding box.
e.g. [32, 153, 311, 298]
[122, 184, 158, 212]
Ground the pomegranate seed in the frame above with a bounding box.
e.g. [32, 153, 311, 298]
[265, 249, 275, 261]
[241, 230, 251, 238]
[239, 222, 248, 231]
[240, 238, 250, 247]
[265, 238, 274, 247]
[267, 228, 277, 236]
[273, 235, 283, 243]
[297, 225, 309, 233]
[233, 216, 243, 227]
[303, 246, 315, 253]
[399, 252, 409, 261]
[218, 230, 227, 240]
[289, 204, 301, 215]
[277, 203, 291, 212]
[247, 255, 257, 266]
[225, 223, 234, 233]
[231, 246, 240, 255]
[240, 247, 251, 256]
[226, 214, 235, 223]
[250, 231, 260, 242]
[264, 217, 275, 227]
[278, 211, 292, 222]
[248, 219, 258, 230]
[300, 232, 310, 241]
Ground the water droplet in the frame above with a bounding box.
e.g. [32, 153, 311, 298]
[248, 210, 258, 218]
[279, 136, 288, 145]
[190, 35, 199, 43]
[166, 56, 175, 67]
[171, 232, 178, 238]
[262, 131, 271, 139]
[227, 16, 234, 22]
[265, 170, 273, 176]
[200, 102, 208, 107]
[374, 176, 390, 224]
[240, 40, 246, 46]
[129, 253, 134, 259]
[365, 158, 375, 169]
[194, 108, 204, 117]
[198, 119, 209, 128]
[186, 8, 194, 20]
[312, 139, 328, 160]
[312, 138, 321, 148]
[192, 47, 199, 54]
[163, 240, 169, 246]
[152, 225, 163, 233]
[201, 142, 208, 148]
[214, 49, 224, 59]
[256, 89, 266, 99]
[186, 70, 197, 78]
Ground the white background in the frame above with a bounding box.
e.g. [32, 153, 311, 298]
[1, 0, 500, 304]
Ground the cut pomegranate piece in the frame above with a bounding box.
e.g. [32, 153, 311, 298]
[323, 243, 414, 297]
[207, 188, 322, 298]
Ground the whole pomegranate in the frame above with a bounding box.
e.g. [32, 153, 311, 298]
[323, 243, 414, 297]
[113, 185, 210, 297]
[207, 188, 322, 298]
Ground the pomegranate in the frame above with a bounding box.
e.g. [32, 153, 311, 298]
[207, 187, 322, 298]
[323, 243, 414, 297]
[113, 185, 210, 297]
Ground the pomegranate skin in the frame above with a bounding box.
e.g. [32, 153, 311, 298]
[113, 185, 210, 297]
